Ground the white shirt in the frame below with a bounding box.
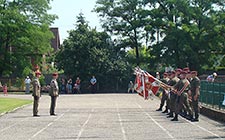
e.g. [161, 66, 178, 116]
[25, 78, 31, 84]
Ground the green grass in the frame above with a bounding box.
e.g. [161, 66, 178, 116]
[0, 98, 32, 114]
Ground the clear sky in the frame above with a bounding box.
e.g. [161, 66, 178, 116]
[48, 0, 101, 44]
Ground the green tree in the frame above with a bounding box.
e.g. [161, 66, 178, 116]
[143, 0, 225, 72]
[94, 0, 147, 65]
[56, 13, 131, 92]
[0, 0, 57, 77]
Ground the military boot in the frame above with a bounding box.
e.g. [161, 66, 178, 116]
[162, 108, 168, 113]
[171, 114, 178, 121]
[156, 105, 163, 111]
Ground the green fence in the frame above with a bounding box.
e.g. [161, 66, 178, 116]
[200, 81, 225, 110]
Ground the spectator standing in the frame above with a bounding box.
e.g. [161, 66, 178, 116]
[74, 77, 81, 94]
[206, 72, 217, 82]
[127, 81, 134, 93]
[66, 78, 73, 94]
[90, 76, 97, 93]
[3, 83, 8, 96]
[25, 76, 31, 94]
[60, 78, 66, 94]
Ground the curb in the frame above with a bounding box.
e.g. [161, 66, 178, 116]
[200, 105, 225, 122]
[0, 103, 32, 117]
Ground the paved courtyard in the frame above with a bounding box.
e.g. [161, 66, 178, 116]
[0, 94, 224, 140]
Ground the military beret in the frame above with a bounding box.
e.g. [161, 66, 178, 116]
[175, 68, 182, 72]
[180, 71, 187, 75]
[52, 73, 58, 76]
[183, 67, 190, 72]
[191, 71, 198, 75]
[35, 71, 41, 75]
[163, 72, 168, 76]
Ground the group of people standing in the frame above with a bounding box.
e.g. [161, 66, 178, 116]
[60, 75, 97, 94]
[156, 68, 200, 122]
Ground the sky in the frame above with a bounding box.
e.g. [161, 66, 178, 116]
[48, 0, 101, 44]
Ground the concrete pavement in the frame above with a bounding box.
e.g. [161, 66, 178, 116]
[0, 94, 224, 140]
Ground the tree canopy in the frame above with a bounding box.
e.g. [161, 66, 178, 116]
[56, 13, 131, 92]
[0, 0, 57, 77]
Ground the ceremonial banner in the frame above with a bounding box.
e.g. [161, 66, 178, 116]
[134, 68, 161, 99]
[144, 72, 160, 95]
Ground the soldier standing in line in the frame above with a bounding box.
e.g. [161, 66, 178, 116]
[190, 71, 200, 122]
[156, 72, 169, 112]
[171, 71, 193, 121]
[49, 73, 59, 116]
[32, 71, 41, 117]
[167, 71, 180, 118]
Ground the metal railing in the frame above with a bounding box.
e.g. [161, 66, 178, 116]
[200, 81, 225, 110]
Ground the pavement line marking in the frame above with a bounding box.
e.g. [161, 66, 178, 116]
[29, 109, 70, 140]
[0, 117, 29, 133]
[76, 109, 94, 140]
[137, 104, 175, 140]
[180, 117, 222, 139]
[116, 103, 127, 140]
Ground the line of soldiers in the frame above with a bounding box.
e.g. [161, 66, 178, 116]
[156, 68, 200, 122]
[32, 71, 59, 117]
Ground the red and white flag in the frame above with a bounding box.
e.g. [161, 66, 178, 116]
[144, 72, 160, 95]
[134, 68, 161, 99]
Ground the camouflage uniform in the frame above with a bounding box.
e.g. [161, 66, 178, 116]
[190, 75, 200, 121]
[32, 77, 41, 116]
[167, 76, 179, 117]
[172, 78, 193, 121]
[156, 76, 169, 112]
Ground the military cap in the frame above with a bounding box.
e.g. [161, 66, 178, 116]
[163, 72, 168, 76]
[183, 67, 190, 72]
[191, 71, 198, 75]
[175, 68, 182, 72]
[35, 71, 41, 75]
[180, 71, 187, 75]
[52, 73, 58, 76]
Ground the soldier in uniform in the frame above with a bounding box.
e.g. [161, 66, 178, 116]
[190, 71, 200, 122]
[32, 71, 41, 117]
[49, 73, 59, 116]
[156, 72, 169, 112]
[171, 71, 193, 121]
[167, 71, 180, 118]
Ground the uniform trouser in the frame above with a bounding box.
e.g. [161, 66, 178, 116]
[192, 96, 199, 119]
[170, 93, 177, 113]
[160, 91, 168, 109]
[175, 93, 193, 116]
[33, 96, 39, 115]
[50, 96, 57, 115]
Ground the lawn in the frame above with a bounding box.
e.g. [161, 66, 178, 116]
[0, 98, 32, 114]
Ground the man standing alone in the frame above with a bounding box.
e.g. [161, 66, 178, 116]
[32, 72, 41, 117]
[90, 75, 97, 93]
[49, 73, 59, 116]
[25, 76, 31, 94]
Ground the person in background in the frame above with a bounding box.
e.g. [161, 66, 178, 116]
[206, 72, 217, 82]
[31, 71, 41, 117]
[25, 76, 31, 94]
[74, 77, 81, 94]
[60, 78, 66, 94]
[156, 72, 160, 79]
[3, 83, 8, 96]
[0, 81, 2, 88]
[49, 73, 59, 116]
[90, 75, 97, 93]
[66, 78, 73, 94]
[127, 81, 134, 93]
